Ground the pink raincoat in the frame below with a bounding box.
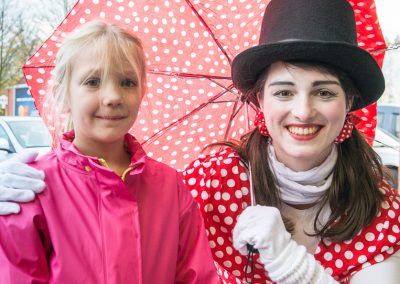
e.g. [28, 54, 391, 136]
[0, 131, 218, 283]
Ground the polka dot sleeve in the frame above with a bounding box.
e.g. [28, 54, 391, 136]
[181, 148, 270, 283]
[314, 181, 400, 282]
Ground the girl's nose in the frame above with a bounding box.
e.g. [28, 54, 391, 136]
[101, 82, 122, 106]
[291, 95, 316, 121]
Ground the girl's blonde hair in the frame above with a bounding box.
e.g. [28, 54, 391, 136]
[47, 20, 147, 134]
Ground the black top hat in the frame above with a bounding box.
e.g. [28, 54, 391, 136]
[231, 0, 385, 111]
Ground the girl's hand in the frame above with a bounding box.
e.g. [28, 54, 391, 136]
[0, 151, 45, 215]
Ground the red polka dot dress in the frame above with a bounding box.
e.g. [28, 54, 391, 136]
[181, 148, 400, 283]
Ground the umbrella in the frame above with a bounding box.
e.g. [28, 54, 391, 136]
[23, 0, 386, 172]
[22, 0, 387, 283]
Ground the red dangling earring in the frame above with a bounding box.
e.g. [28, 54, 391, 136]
[254, 111, 269, 137]
[334, 113, 361, 144]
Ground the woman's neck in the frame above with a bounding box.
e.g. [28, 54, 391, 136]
[274, 145, 334, 172]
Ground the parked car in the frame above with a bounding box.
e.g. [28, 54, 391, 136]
[0, 116, 52, 161]
[377, 104, 399, 138]
[373, 127, 399, 188]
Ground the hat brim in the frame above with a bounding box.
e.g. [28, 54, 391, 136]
[231, 41, 385, 111]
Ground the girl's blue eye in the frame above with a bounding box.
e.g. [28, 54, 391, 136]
[84, 78, 100, 87]
[121, 79, 137, 88]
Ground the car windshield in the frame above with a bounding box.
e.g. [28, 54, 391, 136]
[6, 120, 52, 148]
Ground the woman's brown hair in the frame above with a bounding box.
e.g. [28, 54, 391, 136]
[217, 61, 390, 243]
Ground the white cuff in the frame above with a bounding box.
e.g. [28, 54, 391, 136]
[260, 240, 339, 284]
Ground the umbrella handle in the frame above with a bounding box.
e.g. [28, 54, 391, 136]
[248, 162, 256, 206]
[245, 102, 256, 207]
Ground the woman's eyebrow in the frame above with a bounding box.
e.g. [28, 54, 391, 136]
[312, 80, 340, 86]
[268, 81, 295, 87]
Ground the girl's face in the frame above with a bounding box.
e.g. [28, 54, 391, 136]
[260, 61, 348, 171]
[68, 48, 142, 150]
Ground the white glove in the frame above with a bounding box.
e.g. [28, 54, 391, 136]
[233, 205, 291, 260]
[233, 206, 338, 284]
[0, 151, 45, 215]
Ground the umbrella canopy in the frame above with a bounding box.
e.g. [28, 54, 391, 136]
[23, 0, 386, 171]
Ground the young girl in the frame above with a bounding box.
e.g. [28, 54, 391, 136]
[0, 21, 217, 283]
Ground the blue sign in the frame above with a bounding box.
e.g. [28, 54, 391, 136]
[14, 86, 39, 117]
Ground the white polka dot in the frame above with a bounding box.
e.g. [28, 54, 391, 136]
[388, 235, 396, 243]
[358, 255, 367, 263]
[232, 166, 239, 174]
[232, 270, 241, 276]
[241, 187, 249, 196]
[224, 216, 233, 225]
[235, 190, 243, 198]
[345, 251, 353, 259]
[235, 256, 243, 264]
[382, 201, 390, 209]
[223, 260, 232, 268]
[201, 191, 209, 200]
[188, 177, 196, 185]
[368, 246, 376, 252]
[211, 179, 220, 188]
[223, 158, 232, 164]
[239, 173, 248, 181]
[335, 259, 343, 268]
[215, 251, 224, 258]
[212, 215, 220, 223]
[355, 242, 364, 250]
[222, 192, 230, 201]
[374, 254, 384, 262]
[230, 203, 239, 212]
[227, 179, 236, 187]
[324, 252, 333, 261]
[365, 232, 375, 241]
[218, 205, 226, 213]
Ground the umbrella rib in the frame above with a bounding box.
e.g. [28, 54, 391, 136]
[184, 0, 232, 66]
[142, 87, 233, 146]
[148, 70, 231, 80]
[223, 100, 244, 141]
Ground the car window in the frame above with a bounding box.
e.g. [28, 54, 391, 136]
[6, 120, 52, 148]
[0, 125, 15, 152]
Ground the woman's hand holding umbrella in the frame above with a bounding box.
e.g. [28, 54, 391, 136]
[233, 205, 339, 283]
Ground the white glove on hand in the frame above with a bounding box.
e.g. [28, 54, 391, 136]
[233, 205, 291, 260]
[0, 151, 45, 215]
[233, 205, 338, 284]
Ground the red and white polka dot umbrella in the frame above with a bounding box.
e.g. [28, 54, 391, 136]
[23, 0, 386, 171]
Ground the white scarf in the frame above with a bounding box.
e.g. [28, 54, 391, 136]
[267, 144, 337, 205]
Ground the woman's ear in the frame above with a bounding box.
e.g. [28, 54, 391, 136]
[256, 91, 264, 111]
[346, 96, 354, 112]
